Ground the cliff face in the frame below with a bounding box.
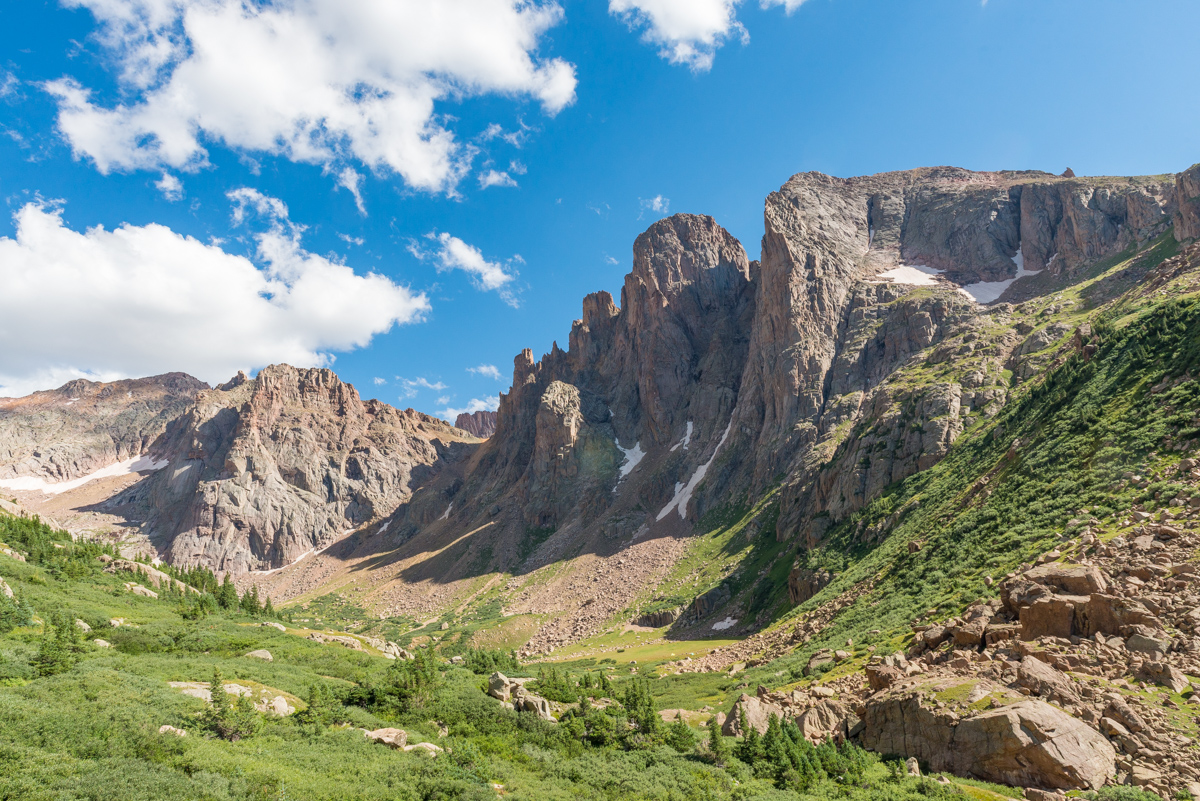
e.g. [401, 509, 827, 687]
[454, 411, 496, 438]
[0, 373, 207, 483]
[115, 365, 474, 572]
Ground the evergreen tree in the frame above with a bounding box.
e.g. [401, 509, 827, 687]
[298, 681, 339, 727]
[203, 668, 260, 741]
[216, 574, 238, 610]
[708, 714, 730, 767]
[263, 595, 275, 617]
[666, 712, 697, 753]
[736, 708, 762, 764]
[32, 609, 82, 677]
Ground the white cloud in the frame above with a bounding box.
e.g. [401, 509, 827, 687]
[48, 0, 577, 194]
[509, 159, 528, 175]
[437, 395, 500, 421]
[399, 377, 448, 399]
[760, 0, 809, 11]
[338, 233, 365, 246]
[467, 364, 503, 380]
[609, 0, 748, 71]
[436, 395, 451, 405]
[155, 172, 183, 201]
[0, 199, 429, 397]
[639, 194, 670, 217]
[337, 167, 367, 215]
[411, 232, 521, 306]
[373, 377, 387, 385]
[479, 169, 518, 189]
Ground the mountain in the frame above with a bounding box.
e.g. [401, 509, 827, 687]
[264, 165, 1188, 652]
[0, 372, 207, 485]
[2, 163, 1200, 800]
[455, 410, 497, 438]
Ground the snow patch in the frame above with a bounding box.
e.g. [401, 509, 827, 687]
[616, 440, 645, 479]
[439, 502, 452, 520]
[669, 420, 693, 452]
[711, 616, 737, 631]
[0, 454, 168, 495]
[656, 420, 732, 521]
[872, 264, 942, 286]
[958, 246, 1041, 304]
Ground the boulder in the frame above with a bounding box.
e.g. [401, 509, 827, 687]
[124, 582, 158, 598]
[75, 619, 92, 633]
[93, 639, 111, 648]
[721, 693, 788, 737]
[1021, 564, 1109, 596]
[0, 577, 12, 599]
[488, 672, 519, 703]
[514, 691, 555, 721]
[862, 687, 1115, 790]
[1125, 632, 1170, 656]
[1136, 661, 1190, 693]
[1017, 657, 1078, 701]
[307, 632, 364, 650]
[866, 664, 902, 692]
[158, 725, 187, 737]
[259, 622, 286, 632]
[403, 742, 443, 755]
[244, 649, 273, 662]
[795, 700, 848, 741]
[365, 728, 408, 749]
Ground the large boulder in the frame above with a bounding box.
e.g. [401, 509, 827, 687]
[488, 673, 520, 703]
[721, 692, 789, 736]
[365, 728, 407, 749]
[862, 685, 1115, 790]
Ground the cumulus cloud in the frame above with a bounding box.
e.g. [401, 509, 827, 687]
[609, 0, 748, 71]
[48, 0, 577, 194]
[411, 232, 521, 306]
[155, 172, 183, 201]
[479, 169, 518, 189]
[373, 377, 387, 385]
[0, 198, 429, 397]
[467, 364, 503, 380]
[438, 395, 500, 421]
[761, 0, 809, 11]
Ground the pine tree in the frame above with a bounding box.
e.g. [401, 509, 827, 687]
[32, 609, 80, 677]
[667, 712, 696, 753]
[263, 595, 275, 618]
[708, 714, 730, 767]
[216, 574, 238, 610]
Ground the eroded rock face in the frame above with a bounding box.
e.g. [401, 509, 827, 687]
[119, 365, 473, 572]
[861, 688, 1116, 790]
[0, 373, 207, 482]
[455, 411, 496, 438]
[1177, 164, 1200, 243]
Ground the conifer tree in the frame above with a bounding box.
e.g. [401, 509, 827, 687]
[708, 714, 730, 767]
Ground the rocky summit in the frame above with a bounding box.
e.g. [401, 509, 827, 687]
[3, 163, 1200, 800]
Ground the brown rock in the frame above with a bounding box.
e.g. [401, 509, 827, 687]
[454, 410, 497, 438]
[722, 693, 788, 737]
[862, 688, 1116, 789]
[364, 728, 407, 749]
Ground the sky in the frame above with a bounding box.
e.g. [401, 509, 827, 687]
[1, 0, 1197, 420]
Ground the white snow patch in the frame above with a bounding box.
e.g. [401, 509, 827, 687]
[439, 502, 452, 520]
[872, 264, 943, 286]
[958, 246, 1041, 304]
[0, 454, 168, 495]
[669, 421, 693, 452]
[656, 420, 733, 521]
[711, 616, 737, 631]
[378, 520, 390, 534]
[616, 440, 646, 479]
[868, 227, 874, 249]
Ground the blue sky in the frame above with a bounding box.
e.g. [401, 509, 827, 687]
[1, 0, 1197, 419]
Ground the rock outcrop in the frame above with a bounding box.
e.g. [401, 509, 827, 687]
[455, 411, 497, 438]
[861, 689, 1116, 790]
[1176, 164, 1200, 242]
